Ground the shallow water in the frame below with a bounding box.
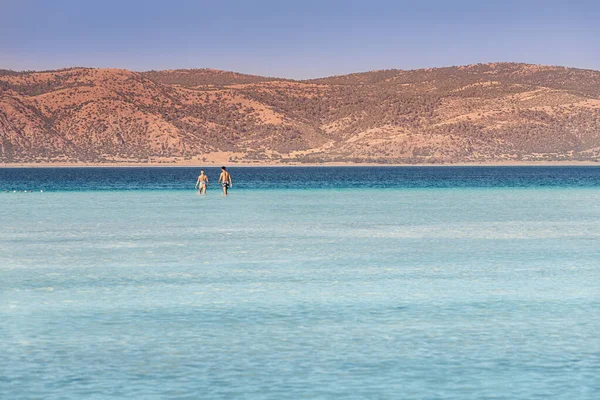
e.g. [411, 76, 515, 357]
[1, 167, 600, 399]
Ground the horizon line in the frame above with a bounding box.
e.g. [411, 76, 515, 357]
[1, 61, 598, 81]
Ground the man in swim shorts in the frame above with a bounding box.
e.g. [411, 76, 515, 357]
[218, 166, 233, 195]
[195, 170, 209, 195]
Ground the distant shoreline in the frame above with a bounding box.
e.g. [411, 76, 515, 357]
[1, 161, 599, 168]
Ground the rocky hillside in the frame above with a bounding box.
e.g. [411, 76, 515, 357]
[1, 63, 599, 164]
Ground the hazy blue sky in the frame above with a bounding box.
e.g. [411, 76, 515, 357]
[1, 0, 598, 78]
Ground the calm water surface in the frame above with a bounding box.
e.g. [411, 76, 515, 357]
[1, 167, 599, 399]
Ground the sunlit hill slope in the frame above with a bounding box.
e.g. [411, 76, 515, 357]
[1, 63, 599, 164]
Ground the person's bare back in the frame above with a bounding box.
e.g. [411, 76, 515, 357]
[218, 166, 233, 195]
[195, 170, 209, 194]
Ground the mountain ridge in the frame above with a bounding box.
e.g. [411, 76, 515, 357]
[1, 62, 599, 164]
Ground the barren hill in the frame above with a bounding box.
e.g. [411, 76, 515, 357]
[1, 63, 599, 164]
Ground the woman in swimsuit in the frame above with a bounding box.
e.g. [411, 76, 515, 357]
[195, 170, 209, 195]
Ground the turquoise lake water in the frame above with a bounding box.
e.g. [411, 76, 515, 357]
[1, 167, 599, 399]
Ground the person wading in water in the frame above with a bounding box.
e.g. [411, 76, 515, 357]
[195, 170, 209, 195]
[218, 166, 233, 195]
